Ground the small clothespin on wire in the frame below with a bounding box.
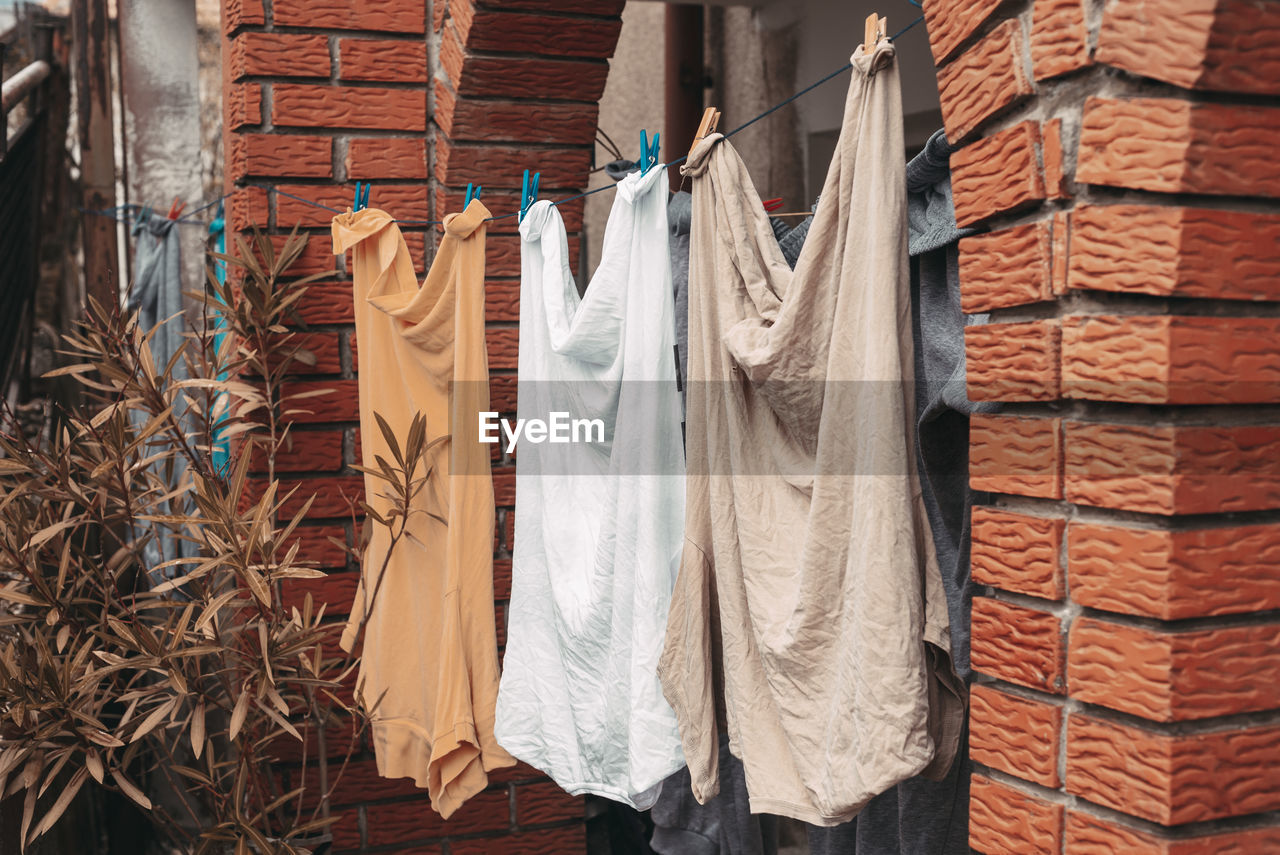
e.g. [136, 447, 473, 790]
[687, 106, 721, 160]
[166, 197, 187, 220]
[519, 169, 540, 223]
[639, 129, 660, 176]
[862, 13, 887, 52]
[353, 181, 371, 212]
[761, 197, 784, 213]
[464, 182, 482, 207]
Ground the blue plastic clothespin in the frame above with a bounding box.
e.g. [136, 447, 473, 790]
[639, 130, 660, 176]
[353, 181, 371, 212]
[464, 182, 482, 207]
[519, 169, 540, 222]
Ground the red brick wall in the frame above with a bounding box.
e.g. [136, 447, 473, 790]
[924, 0, 1280, 850]
[220, 2, 622, 852]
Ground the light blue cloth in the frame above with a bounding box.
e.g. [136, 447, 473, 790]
[127, 208, 201, 582]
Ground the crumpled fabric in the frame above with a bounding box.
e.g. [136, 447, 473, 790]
[333, 201, 514, 818]
[127, 209, 200, 581]
[494, 165, 686, 808]
[657, 40, 962, 826]
[805, 130, 989, 854]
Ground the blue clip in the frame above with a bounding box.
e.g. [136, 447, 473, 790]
[353, 181, 371, 212]
[464, 182, 482, 207]
[639, 130, 661, 176]
[519, 169, 540, 223]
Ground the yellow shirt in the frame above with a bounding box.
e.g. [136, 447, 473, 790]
[332, 200, 514, 818]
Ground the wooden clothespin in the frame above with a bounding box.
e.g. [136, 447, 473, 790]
[687, 106, 721, 160]
[863, 13, 887, 53]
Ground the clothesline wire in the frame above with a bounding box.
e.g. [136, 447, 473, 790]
[81, 13, 926, 231]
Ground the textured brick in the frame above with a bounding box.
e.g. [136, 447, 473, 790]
[282, 568, 358, 615]
[1069, 616, 1280, 721]
[273, 0, 425, 32]
[346, 137, 427, 180]
[276, 184, 429, 229]
[229, 33, 329, 80]
[1096, 0, 1280, 96]
[487, 327, 519, 372]
[1041, 118, 1068, 198]
[250, 430, 345, 474]
[229, 134, 331, 180]
[435, 138, 592, 189]
[969, 775, 1063, 855]
[965, 319, 1061, 402]
[971, 597, 1065, 693]
[1077, 97, 1280, 198]
[228, 185, 269, 233]
[223, 0, 264, 32]
[952, 122, 1046, 227]
[491, 375, 518, 415]
[289, 522, 348, 567]
[1063, 422, 1280, 515]
[1062, 315, 1280, 405]
[937, 20, 1034, 142]
[1050, 210, 1070, 296]
[493, 467, 515, 506]
[273, 85, 428, 131]
[449, 825, 587, 855]
[1031, 0, 1091, 80]
[294, 284, 354, 325]
[485, 279, 520, 322]
[454, 55, 610, 102]
[437, 85, 600, 144]
[226, 83, 262, 130]
[1065, 713, 1280, 824]
[970, 414, 1062, 499]
[921, 0, 1005, 65]
[281, 379, 360, 425]
[365, 788, 508, 846]
[456, 196, 583, 234]
[1068, 522, 1280, 620]
[290, 758, 420, 812]
[1067, 204, 1280, 301]
[466, 9, 622, 59]
[958, 221, 1052, 313]
[339, 39, 427, 83]
[1066, 811, 1280, 855]
[970, 507, 1064, 600]
[492, 558, 511, 600]
[514, 780, 581, 825]
[494, 0, 624, 13]
[969, 684, 1062, 787]
[244, 475, 364, 519]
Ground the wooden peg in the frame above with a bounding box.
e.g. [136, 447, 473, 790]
[687, 106, 722, 160]
[863, 13, 887, 52]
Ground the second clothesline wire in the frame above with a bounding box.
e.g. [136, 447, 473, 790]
[93, 14, 925, 230]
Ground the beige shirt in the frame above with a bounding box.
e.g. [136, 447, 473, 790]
[333, 201, 514, 819]
[657, 41, 961, 827]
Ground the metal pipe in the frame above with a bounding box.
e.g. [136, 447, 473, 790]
[1, 59, 49, 115]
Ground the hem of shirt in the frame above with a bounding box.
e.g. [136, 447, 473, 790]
[649, 826, 719, 855]
[497, 743, 685, 811]
[747, 795, 859, 827]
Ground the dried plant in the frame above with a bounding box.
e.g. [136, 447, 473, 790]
[0, 229, 428, 854]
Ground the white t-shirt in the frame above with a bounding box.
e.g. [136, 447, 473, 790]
[494, 166, 686, 808]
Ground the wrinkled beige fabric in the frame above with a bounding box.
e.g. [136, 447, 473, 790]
[657, 40, 961, 827]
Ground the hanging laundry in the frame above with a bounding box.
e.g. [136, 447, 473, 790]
[650, 734, 779, 855]
[649, 187, 777, 855]
[494, 165, 686, 809]
[767, 196, 819, 270]
[657, 39, 962, 826]
[332, 200, 514, 819]
[806, 128, 988, 855]
[127, 208, 201, 582]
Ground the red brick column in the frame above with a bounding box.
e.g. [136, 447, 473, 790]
[924, 0, 1280, 851]
[220, 1, 622, 852]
